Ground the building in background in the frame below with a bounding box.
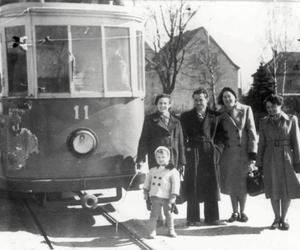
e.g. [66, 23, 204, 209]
[262, 52, 300, 95]
[145, 27, 240, 113]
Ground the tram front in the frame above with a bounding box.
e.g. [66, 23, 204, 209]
[0, 1, 145, 201]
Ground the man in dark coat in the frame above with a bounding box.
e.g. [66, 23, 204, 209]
[136, 94, 186, 170]
[180, 88, 223, 226]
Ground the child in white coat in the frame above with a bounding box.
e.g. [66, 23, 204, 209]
[143, 146, 180, 238]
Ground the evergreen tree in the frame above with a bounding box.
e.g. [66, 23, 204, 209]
[244, 63, 275, 128]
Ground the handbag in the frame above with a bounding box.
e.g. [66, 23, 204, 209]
[247, 170, 264, 196]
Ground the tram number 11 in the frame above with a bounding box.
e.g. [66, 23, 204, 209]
[74, 105, 89, 120]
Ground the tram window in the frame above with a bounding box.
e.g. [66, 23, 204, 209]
[5, 26, 28, 95]
[136, 31, 144, 91]
[71, 26, 103, 93]
[36, 26, 70, 93]
[104, 27, 131, 92]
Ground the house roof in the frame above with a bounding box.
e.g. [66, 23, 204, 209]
[263, 52, 300, 75]
[145, 26, 240, 71]
[170, 26, 240, 69]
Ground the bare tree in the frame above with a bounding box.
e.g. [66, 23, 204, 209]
[260, 3, 295, 95]
[181, 29, 222, 110]
[145, 0, 197, 94]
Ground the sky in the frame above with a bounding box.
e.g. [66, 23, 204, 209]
[133, 0, 300, 93]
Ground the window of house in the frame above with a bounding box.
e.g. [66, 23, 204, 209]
[293, 64, 299, 71]
[104, 27, 131, 92]
[71, 26, 103, 93]
[286, 80, 292, 92]
[5, 26, 28, 95]
[136, 30, 144, 91]
[211, 52, 218, 65]
[36, 25, 70, 93]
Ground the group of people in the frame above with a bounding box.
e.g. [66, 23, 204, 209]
[136, 87, 300, 239]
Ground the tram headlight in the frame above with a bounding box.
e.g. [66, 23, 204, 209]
[67, 129, 98, 156]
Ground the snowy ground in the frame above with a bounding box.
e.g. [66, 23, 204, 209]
[0, 189, 300, 250]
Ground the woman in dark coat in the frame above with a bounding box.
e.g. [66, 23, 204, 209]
[180, 88, 223, 226]
[256, 94, 300, 230]
[136, 94, 186, 170]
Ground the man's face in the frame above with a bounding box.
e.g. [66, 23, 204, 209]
[193, 93, 208, 111]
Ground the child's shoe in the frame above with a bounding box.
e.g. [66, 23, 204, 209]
[149, 230, 156, 239]
[168, 229, 177, 238]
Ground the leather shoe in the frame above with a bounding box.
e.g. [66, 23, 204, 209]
[270, 219, 280, 230]
[279, 220, 289, 231]
[238, 213, 248, 222]
[227, 213, 239, 223]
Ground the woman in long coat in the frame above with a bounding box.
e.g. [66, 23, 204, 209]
[181, 87, 223, 226]
[256, 94, 300, 230]
[217, 87, 258, 223]
[136, 94, 186, 170]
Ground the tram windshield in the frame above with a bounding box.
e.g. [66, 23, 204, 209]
[5, 26, 28, 95]
[4, 23, 143, 97]
[36, 26, 70, 93]
[71, 26, 103, 93]
[105, 27, 131, 92]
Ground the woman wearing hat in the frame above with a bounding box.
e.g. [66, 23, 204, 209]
[217, 87, 258, 223]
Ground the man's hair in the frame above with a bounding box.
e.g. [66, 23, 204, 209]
[192, 87, 209, 99]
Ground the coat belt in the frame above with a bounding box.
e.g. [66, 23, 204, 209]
[266, 139, 290, 147]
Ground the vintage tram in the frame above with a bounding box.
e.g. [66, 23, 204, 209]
[0, 0, 145, 207]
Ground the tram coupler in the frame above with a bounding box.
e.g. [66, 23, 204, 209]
[75, 191, 98, 209]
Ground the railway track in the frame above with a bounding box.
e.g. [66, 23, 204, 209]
[97, 205, 155, 250]
[20, 198, 153, 250]
[23, 199, 54, 250]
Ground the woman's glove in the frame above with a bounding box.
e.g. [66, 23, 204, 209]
[248, 160, 257, 173]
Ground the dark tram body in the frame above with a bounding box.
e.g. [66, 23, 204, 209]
[0, 0, 145, 206]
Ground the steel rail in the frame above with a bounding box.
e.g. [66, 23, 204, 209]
[98, 206, 154, 250]
[23, 199, 54, 250]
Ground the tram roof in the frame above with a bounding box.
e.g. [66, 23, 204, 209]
[0, 1, 143, 22]
[0, 0, 125, 7]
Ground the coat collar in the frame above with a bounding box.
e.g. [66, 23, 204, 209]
[151, 111, 177, 132]
[220, 102, 244, 129]
[191, 108, 216, 133]
[267, 111, 289, 123]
